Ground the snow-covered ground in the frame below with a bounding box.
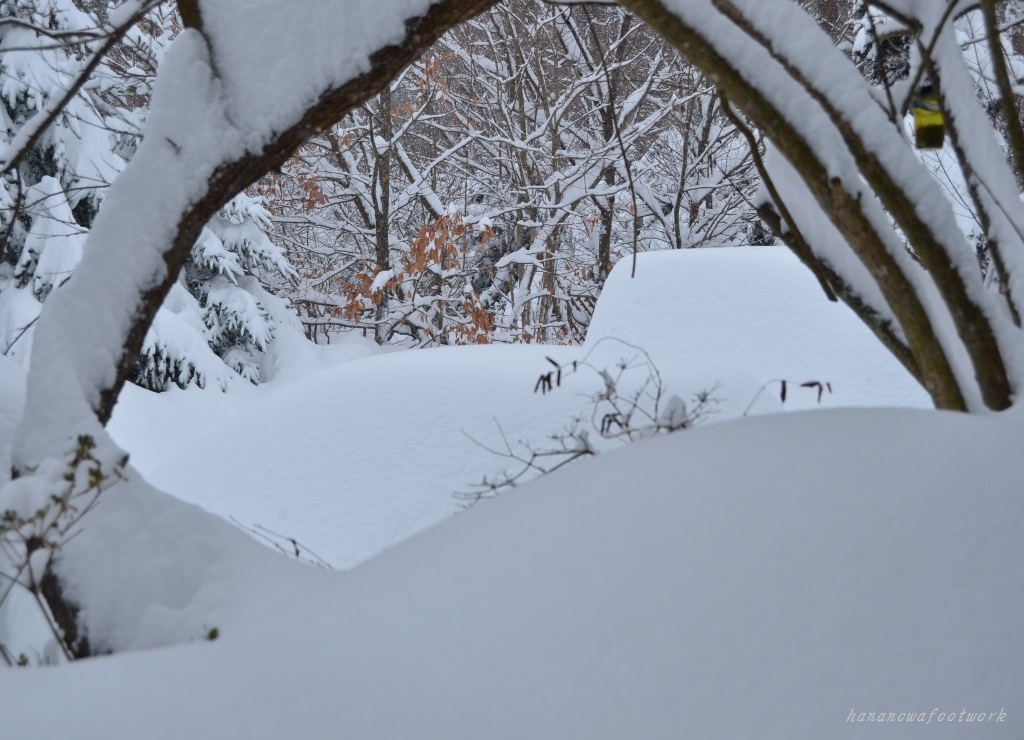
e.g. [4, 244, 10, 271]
[588, 247, 931, 409]
[101, 248, 929, 570]
[5, 248, 1015, 738]
[3, 408, 1022, 738]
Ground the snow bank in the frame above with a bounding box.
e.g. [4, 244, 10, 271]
[105, 246, 931, 573]
[588, 247, 932, 409]
[112, 340, 770, 570]
[2, 407, 1020, 738]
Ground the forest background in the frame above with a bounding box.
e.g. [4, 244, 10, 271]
[2, 0, 880, 380]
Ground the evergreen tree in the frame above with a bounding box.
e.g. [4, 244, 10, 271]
[133, 193, 297, 390]
[1, 1, 302, 388]
[0, 0, 121, 361]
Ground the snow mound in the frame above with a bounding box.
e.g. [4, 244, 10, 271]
[124, 342, 770, 570]
[588, 247, 932, 409]
[2, 407, 1020, 738]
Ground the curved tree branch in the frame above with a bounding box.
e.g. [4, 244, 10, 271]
[95, 0, 499, 424]
[709, 0, 1009, 410]
[618, 0, 971, 409]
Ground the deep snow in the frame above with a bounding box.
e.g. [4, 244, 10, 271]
[1, 0, 1021, 733]
[2, 408, 1022, 739]
[103, 249, 928, 570]
[587, 247, 931, 410]
[2, 249, 1015, 739]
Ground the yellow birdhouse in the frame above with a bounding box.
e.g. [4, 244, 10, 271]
[913, 84, 945, 150]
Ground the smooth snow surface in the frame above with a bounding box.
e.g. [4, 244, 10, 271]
[111, 340, 771, 570]
[104, 247, 929, 571]
[589, 248, 932, 409]
[3, 408, 1022, 738]
[3, 247, 1018, 738]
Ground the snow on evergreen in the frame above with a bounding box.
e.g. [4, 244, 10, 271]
[134, 192, 297, 390]
[0, 2, 302, 389]
[15, 175, 85, 299]
[0, 0, 116, 360]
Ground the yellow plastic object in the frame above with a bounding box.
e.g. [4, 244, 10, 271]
[913, 87, 945, 150]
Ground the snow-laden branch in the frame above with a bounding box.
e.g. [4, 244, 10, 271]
[13, 0, 498, 464]
[0, 0, 162, 180]
[619, 0, 1024, 411]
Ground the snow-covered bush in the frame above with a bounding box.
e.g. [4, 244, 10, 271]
[133, 193, 297, 390]
[0, 433, 127, 663]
